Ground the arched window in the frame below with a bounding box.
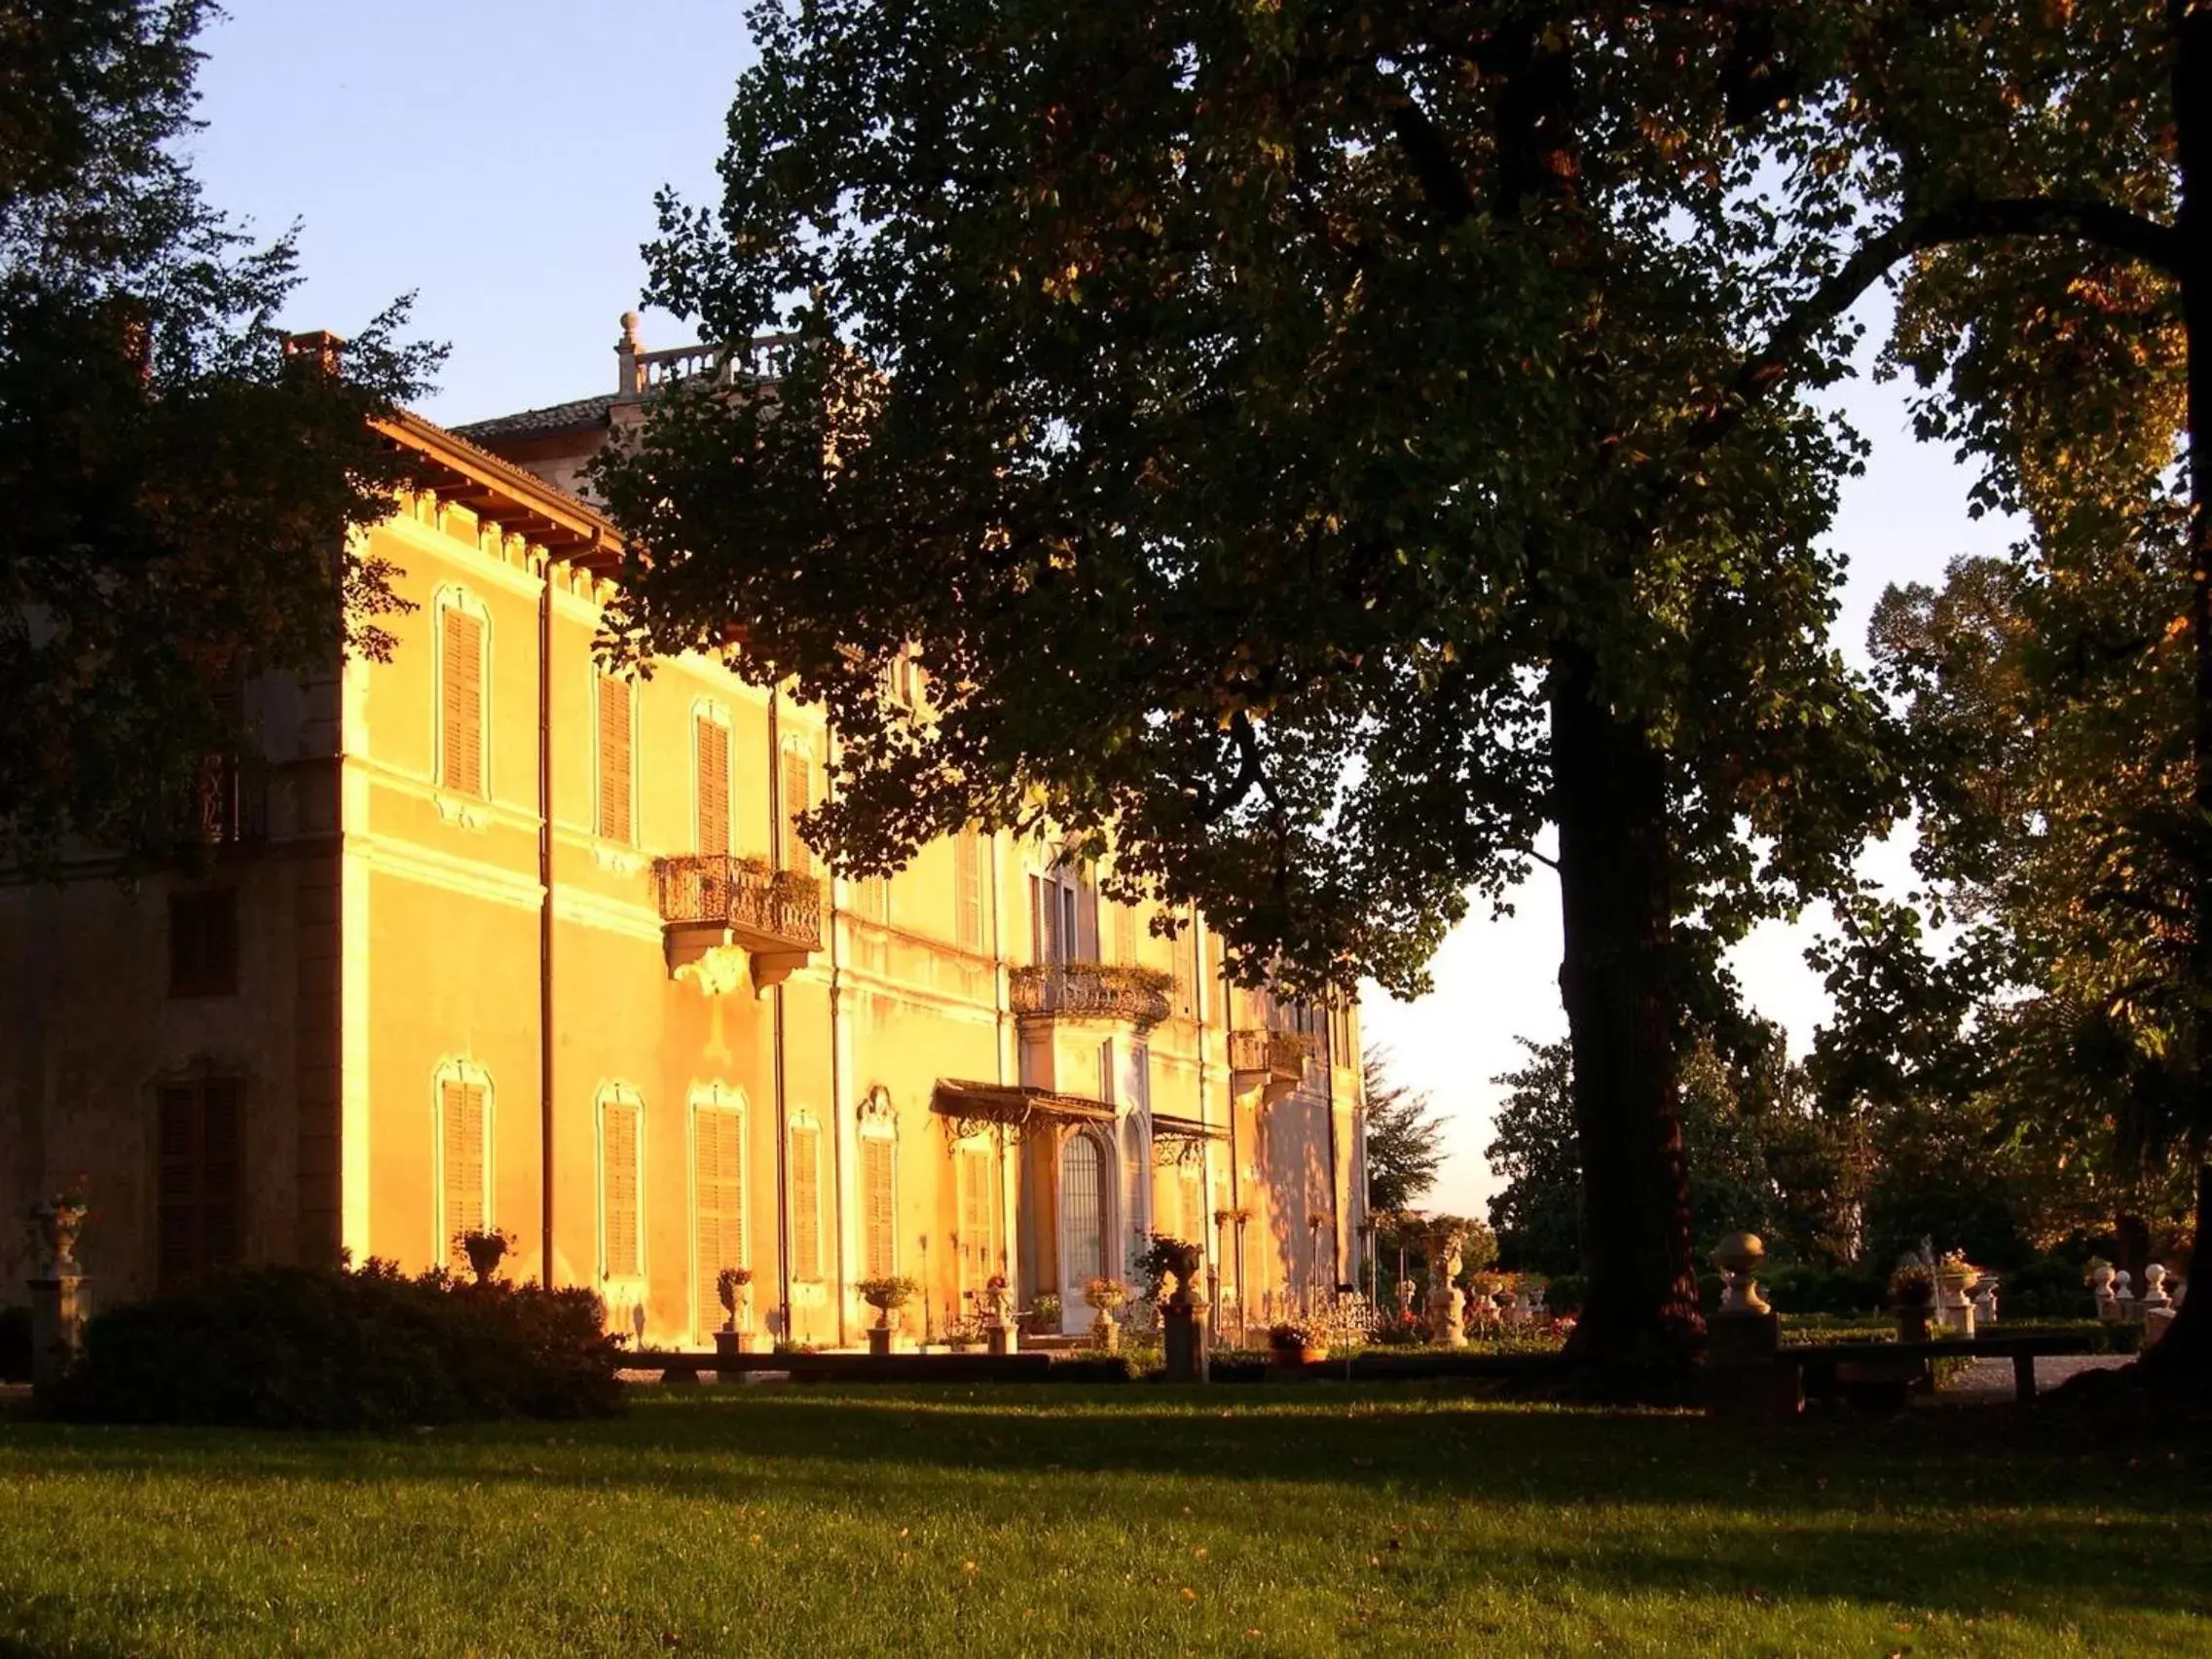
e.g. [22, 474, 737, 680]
[1061, 1132, 1105, 1284]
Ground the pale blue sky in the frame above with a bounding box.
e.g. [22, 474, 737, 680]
[191, 2, 2014, 1217]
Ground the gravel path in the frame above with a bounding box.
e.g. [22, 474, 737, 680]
[1936, 1353, 2133, 1401]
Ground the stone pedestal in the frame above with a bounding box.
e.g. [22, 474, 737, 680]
[29, 1274, 88, 1403]
[866, 1325, 893, 1357]
[986, 1324, 1018, 1356]
[1706, 1309, 1795, 1421]
[1162, 1299, 1209, 1382]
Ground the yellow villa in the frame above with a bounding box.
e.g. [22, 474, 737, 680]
[0, 318, 1368, 1349]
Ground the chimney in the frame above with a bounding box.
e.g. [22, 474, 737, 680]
[284, 329, 346, 377]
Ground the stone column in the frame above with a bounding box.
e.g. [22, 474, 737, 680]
[25, 1196, 92, 1406]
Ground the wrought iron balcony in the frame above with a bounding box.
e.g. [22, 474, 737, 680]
[653, 856, 822, 991]
[1010, 961, 1171, 1027]
[1229, 1028, 1316, 1104]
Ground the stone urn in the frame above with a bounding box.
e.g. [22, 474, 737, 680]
[1160, 1240, 1203, 1309]
[461, 1231, 509, 1284]
[1090, 1309, 1121, 1353]
[1712, 1233, 1770, 1315]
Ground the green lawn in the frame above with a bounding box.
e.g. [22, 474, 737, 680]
[1, 1384, 2205, 1656]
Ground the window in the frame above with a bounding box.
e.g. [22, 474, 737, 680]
[695, 709, 730, 854]
[781, 746, 813, 876]
[692, 1088, 746, 1338]
[597, 674, 635, 844]
[157, 1078, 240, 1287]
[954, 830, 985, 951]
[167, 889, 239, 997]
[1180, 1165, 1207, 1245]
[1329, 1001, 1356, 1066]
[956, 1144, 996, 1294]
[437, 596, 486, 796]
[789, 1119, 823, 1280]
[858, 875, 891, 926]
[861, 1135, 896, 1279]
[1029, 866, 1088, 965]
[600, 1088, 644, 1281]
[437, 1067, 491, 1267]
[1170, 924, 1197, 1019]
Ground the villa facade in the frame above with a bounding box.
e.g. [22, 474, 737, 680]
[0, 322, 1367, 1348]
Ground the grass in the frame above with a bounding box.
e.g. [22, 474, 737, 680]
[1, 1383, 2207, 1656]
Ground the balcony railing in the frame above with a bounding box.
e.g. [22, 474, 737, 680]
[1229, 1028, 1315, 1082]
[1010, 961, 1171, 1027]
[653, 856, 823, 954]
[618, 334, 798, 400]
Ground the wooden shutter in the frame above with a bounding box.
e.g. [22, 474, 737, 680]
[957, 1145, 993, 1290]
[158, 1079, 240, 1287]
[695, 716, 729, 853]
[694, 1106, 745, 1334]
[598, 677, 633, 844]
[862, 1137, 896, 1278]
[789, 1123, 822, 1280]
[603, 1097, 641, 1278]
[442, 1080, 487, 1264]
[955, 831, 984, 951]
[1171, 927, 1196, 1017]
[781, 750, 812, 875]
[441, 608, 484, 795]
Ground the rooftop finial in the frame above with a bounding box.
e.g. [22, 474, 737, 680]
[619, 311, 645, 350]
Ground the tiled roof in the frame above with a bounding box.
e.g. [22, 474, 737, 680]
[449, 392, 614, 442]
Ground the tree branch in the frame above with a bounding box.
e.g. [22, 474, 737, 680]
[1703, 195, 2184, 453]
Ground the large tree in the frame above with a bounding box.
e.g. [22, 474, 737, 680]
[0, 0, 437, 869]
[602, 1, 1917, 1389]
[1822, 0, 2209, 1375]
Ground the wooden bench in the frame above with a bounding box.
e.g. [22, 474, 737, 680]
[1786, 1332, 2117, 1405]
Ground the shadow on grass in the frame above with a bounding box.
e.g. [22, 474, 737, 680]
[4, 1386, 2206, 1626]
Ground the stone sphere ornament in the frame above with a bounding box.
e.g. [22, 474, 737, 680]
[1713, 1231, 1770, 1316]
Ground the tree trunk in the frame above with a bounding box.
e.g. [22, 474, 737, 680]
[2144, 0, 2211, 1387]
[1551, 645, 1704, 1388]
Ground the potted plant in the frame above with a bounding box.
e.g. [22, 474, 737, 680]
[856, 1274, 919, 1355]
[715, 1265, 757, 1355]
[1890, 1259, 1936, 1343]
[1084, 1275, 1129, 1351]
[981, 1272, 1018, 1353]
[456, 1225, 516, 1285]
[1023, 1292, 1061, 1337]
[1268, 1320, 1329, 1365]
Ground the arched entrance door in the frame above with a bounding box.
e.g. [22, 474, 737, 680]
[1059, 1130, 1108, 1332]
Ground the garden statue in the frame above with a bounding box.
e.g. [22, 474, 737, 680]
[1394, 1278, 1417, 1320]
[25, 1184, 92, 1403]
[1421, 1218, 1472, 1347]
[1084, 1275, 1129, 1352]
[716, 1266, 759, 1353]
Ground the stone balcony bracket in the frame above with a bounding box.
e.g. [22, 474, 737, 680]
[653, 855, 823, 996]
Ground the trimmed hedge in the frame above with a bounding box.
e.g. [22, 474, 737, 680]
[55, 1260, 625, 1427]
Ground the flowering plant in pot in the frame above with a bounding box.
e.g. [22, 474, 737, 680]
[856, 1276, 919, 1325]
[1023, 1292, 1062, 1335]
[456, 1226, 516, 1284]
[1268, 1320, 1329, 1364]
